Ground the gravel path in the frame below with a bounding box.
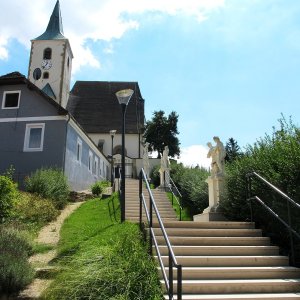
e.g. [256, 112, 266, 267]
[18, 201, 84, 299]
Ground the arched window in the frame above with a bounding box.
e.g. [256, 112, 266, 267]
[43, 48, 52, 59]
[43, 72, 49, 79]
[113, 145, 127, 156]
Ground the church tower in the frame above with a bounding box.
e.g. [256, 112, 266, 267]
[28, 0, 73, 108]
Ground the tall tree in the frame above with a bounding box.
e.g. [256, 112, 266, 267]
[143, 110, 180, 158]
[225, 137, 242, 163]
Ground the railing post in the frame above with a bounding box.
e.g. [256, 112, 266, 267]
[169, 253, 173, 300]
[177, 265, 182, 300]
[139, 171, 143, 230]
[247, 174, 253, 222]
[149, 190, 153, 256]
[287, 200, 295, 265]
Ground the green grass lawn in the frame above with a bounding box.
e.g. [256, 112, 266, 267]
[166, 192, 193, 221]
[43, 195, 163, 300]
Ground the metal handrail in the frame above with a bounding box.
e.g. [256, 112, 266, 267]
[108, 180, 120, 222]
[164, 171, 183, 221]
[139, 168, 182, 300]
[247, 172, 300, 266]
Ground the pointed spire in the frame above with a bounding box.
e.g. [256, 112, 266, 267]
[34, 1, 66, 40]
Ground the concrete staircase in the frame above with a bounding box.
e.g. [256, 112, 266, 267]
[125, 178, 177, 222]
[125, 179, 300, 299]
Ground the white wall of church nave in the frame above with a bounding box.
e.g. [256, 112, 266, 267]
[88, 133, 141, 159]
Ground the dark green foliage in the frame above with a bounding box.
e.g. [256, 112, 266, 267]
[225, 137, 243, 163]
[91, 182, 103, 196]
[144, 110, 180, 158]
[150, 165, 160, 187]
[170, 163, 209, 215]
[25, 168, 69, 209]
[91, 180, 110, 196]
[0, 226, 34, 295]
[0, 175, 18, 223]
[13, 192, 59, 227]
[220, 116, 300, 251]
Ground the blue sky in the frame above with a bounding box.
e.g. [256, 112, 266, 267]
[1, 0, 300, 167]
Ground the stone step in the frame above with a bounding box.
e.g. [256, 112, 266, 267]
[165, 293, 300, 300]
[156, 255, 289, 267]
[153, 228, 262, 237]
[155, 221, 255, 229]
[156, 236, 270, 246]
[156, 245, 279, 256]
[163, 279, 300, 294]
[160, 266, 300, 280]
[127, 216, 178, 222]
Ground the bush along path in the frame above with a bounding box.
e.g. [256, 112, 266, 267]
[17, 201, 84, 299]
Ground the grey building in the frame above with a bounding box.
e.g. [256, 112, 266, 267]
[0, 72, 110, 191]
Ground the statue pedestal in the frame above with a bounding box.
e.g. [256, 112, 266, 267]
[159, 168, 170, 189]
[193, 175, 227, 222]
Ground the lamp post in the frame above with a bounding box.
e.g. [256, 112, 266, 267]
[110, 130, 116, 187]
[115, 89, 134, 222]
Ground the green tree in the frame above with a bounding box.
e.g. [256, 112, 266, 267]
[143, 110, 180, 158]
[225, 137, 242, 163]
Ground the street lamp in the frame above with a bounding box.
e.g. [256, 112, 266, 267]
[115, 89, 134, 222]
[110, 130, 116, 187]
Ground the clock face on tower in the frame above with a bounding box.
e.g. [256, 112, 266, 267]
[41, 59, 52, 70]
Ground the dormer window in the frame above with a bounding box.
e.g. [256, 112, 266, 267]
[2, 91, 21, 109]
[43, 48, 52, 59]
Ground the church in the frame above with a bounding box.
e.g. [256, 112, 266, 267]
[0, 0, 145, 190]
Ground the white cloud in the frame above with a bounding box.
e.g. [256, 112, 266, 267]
[0, 37, 8, 60]
[177, 144, 210, 169]
[0, 0, 224, 72]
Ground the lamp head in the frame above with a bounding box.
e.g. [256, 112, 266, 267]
[110, 130, 117, 137]
[115, 89, 134, 105]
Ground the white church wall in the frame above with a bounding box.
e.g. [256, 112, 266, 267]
[88, 133, 141, 159]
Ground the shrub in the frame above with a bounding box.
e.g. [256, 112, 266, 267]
[0, 226, 34, 295]
[0, 175, 18, 223]
[171, 163, 209, 215]
[91, 181, 103, 196]
[13, 192, 59, 227]
[25, 168, 69, 209]
[91, 181, 111, 196]
[150, 165, 160, 187]
[220, 116, 300, 251]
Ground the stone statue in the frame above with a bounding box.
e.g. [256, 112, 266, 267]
[207, 136, 226, 177]
[143, 142, 150, 180]
[159, 146, 170, 187]
[193, 136, 227, 222]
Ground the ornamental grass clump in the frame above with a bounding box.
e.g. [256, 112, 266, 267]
[0, 226, 34, 295]
[25, 168, 69, 209]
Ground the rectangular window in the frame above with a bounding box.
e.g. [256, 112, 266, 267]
[94, 157, 99, 175]
[24, 123, 45, 152]
[2, 91, 21, 109]
[88, 151, 93, 173]
[76, 138, 82, 163]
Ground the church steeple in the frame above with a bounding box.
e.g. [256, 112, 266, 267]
[34, 0, 66, 40]
[28, 0, 73, 108]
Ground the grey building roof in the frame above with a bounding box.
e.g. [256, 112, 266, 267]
[34, 0, 66, 40]
[67, 81, 145, 134]
[0, 72, 67, 115]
